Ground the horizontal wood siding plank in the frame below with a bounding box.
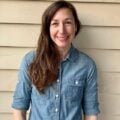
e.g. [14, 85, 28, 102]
[1, 70, 120, 95]
[0, 24, 120, 49]
[0, 113, 120, 120]
[0, 113, 13, 120]
[55, 0, 120, 3]
[0, 113, 29, 120]
[98, 72, 120, 94]
[0, 24, 39, 47]
[0, 114, 120, 120]
[75, 27, 120, 49]
[80, 49, 120, 72]
[74, 3, 120, 26]
[1, 92, 120, 116]
[0, 48, 120, 72]
[0, 47, 33, 69]
[0, 92, 13, 113]
[0, 70, 17, 91]
[0, 1, 50, 24]
[0, 1, 120, 26]
[99, 93, 120, 115]
[98, 114, 120, 120]
[1, 0, 120, 3]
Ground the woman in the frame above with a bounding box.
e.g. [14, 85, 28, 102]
[12, 0, 100, 120]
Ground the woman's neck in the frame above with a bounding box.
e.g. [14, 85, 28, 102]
[58, 45, 71, 60]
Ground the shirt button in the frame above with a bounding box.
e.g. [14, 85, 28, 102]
[55, 108, 59, 112]
[55, 94, 59, 98]
[57, 79, 60, 83]
[75, 81, 79, 85]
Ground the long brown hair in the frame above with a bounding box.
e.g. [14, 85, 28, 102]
[29, 0, 81, 92]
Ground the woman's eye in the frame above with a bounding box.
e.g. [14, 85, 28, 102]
[65, 21, 72, 24]
[51, 23, 58, 26]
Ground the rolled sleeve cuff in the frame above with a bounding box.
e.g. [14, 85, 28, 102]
[83, 101, 100, 116]
[12, 98, 30, 110]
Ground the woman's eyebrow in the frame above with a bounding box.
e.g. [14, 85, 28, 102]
[51, 18, 73, 22]
[65, 18, 73, 21]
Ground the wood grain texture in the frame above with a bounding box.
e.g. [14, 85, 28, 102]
[0, 24, 120, 49]
[53, 0, 120, 3]
[99, 93, 120, 115]
[1, 92, 120, 116]
[0, 92, 13, 113]
[1, 0, 120, 3]
[98, 72, 120, 94]
[0, 70, 17, 91]
[80, 49, 120, 72]
[1, 69, 120, 95]
[1, 48, 120, 72]
[0, 47, 33, 69]
[0, 113, 13, 120]
[0, 1, 120, 26]
[0, 24, 39, 47]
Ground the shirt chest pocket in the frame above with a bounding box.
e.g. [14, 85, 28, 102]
[65, 77, 85, 101]
[32, 86, 50, 104]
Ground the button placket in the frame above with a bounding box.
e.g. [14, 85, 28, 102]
[54, 78, 61, 115]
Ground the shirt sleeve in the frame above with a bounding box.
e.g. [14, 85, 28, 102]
[12, 53, 32, 110]
[82, 60, 100, 116]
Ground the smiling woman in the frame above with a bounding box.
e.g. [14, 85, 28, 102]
[11, 0, 100, 120]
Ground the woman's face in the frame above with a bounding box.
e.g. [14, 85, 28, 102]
[50, 8, 76, 50]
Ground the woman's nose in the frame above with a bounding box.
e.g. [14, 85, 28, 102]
[59, 23, 66, 34]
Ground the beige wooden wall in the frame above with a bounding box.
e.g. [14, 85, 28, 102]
[0, 0, 120, 120]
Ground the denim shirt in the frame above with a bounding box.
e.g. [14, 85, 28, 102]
[12, 45, 100, 120]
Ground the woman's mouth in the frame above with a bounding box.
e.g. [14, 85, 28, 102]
[57, 36, 68, 41]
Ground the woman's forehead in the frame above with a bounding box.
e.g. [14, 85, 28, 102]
[51, 8, 74, 21]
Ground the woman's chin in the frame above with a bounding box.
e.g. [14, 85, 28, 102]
[56, 43, 71, 51]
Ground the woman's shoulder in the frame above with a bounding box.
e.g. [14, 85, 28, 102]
[24, 50, 36, 60]
[20, 50, 36, 67]
[74, 47, 96, 66]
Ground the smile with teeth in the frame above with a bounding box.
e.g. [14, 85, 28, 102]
[57, 36, 68, 41]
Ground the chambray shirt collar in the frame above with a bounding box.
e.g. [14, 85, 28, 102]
[63, 44, 79, 62]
